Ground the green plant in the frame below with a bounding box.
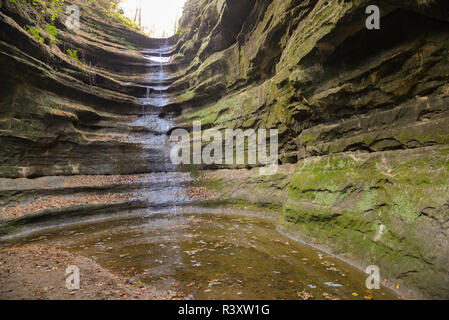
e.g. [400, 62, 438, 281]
[10, 0, 65, 34]
[95, 0, 142, 31]
[49, 0, 64, 22]
[24, 25, 44, 43]
[46, 24, 58, 44]
[11, 0, 64, 20]
[66, 49, 81, 64]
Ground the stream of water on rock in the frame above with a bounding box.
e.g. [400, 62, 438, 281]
[0, 42, 398, 300]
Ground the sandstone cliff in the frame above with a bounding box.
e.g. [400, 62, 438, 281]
[0, 0, 176, 178]
[0, 1, 188, 246]
[1, 0, 449, 299]
[171, 0, 449, 298]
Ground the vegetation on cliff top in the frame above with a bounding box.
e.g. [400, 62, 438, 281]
[6, 0, 142, 66]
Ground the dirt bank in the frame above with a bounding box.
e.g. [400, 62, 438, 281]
[0, 245, 177, 300]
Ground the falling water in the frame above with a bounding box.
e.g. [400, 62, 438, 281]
[130, 39, 178, 172]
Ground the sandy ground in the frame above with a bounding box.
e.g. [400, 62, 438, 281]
[0, 245, 176, 300]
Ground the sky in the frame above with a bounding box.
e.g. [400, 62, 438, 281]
[120, 0, 187, 38]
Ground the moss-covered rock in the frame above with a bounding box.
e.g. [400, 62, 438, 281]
[175, 0, 449, 298]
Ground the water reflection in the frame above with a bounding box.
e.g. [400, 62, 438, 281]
[2, 213, 398, 300]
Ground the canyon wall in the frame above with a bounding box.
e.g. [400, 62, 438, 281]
[0, 1, 189, 242]
[171, 0, 449, 298]
[1, 0, 449, 299]
[0, 0, 176, 178]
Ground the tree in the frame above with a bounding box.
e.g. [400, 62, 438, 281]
[173, 13, 179, 35]
[133, 6, 138, 23]
[138, 6, 142, 27]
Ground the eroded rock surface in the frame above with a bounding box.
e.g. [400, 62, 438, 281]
[171, 0, 449, 299]
[0, 0, 178, 178]
[1, 0, 448, 299]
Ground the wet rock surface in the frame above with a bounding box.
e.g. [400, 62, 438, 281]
[171, 0, 449, 298]
[0, 0, 448, 299]
[0, 1, 178, 178]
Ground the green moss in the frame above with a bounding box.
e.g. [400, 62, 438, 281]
[192, 178, 226, 192]
[176, 90, 197, 104]
[391, 191, 420, 223]
[298, 135, 316, 144]
[358, 186, 378, 212]
[192, 198, 282, 214]
[289, 148, 449, 222]
[314, 191, 343, 206]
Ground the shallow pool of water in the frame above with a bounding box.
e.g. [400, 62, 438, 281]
[2, 212, 397, 300]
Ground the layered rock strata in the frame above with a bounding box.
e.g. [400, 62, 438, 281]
[171, 0, 449, 299]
